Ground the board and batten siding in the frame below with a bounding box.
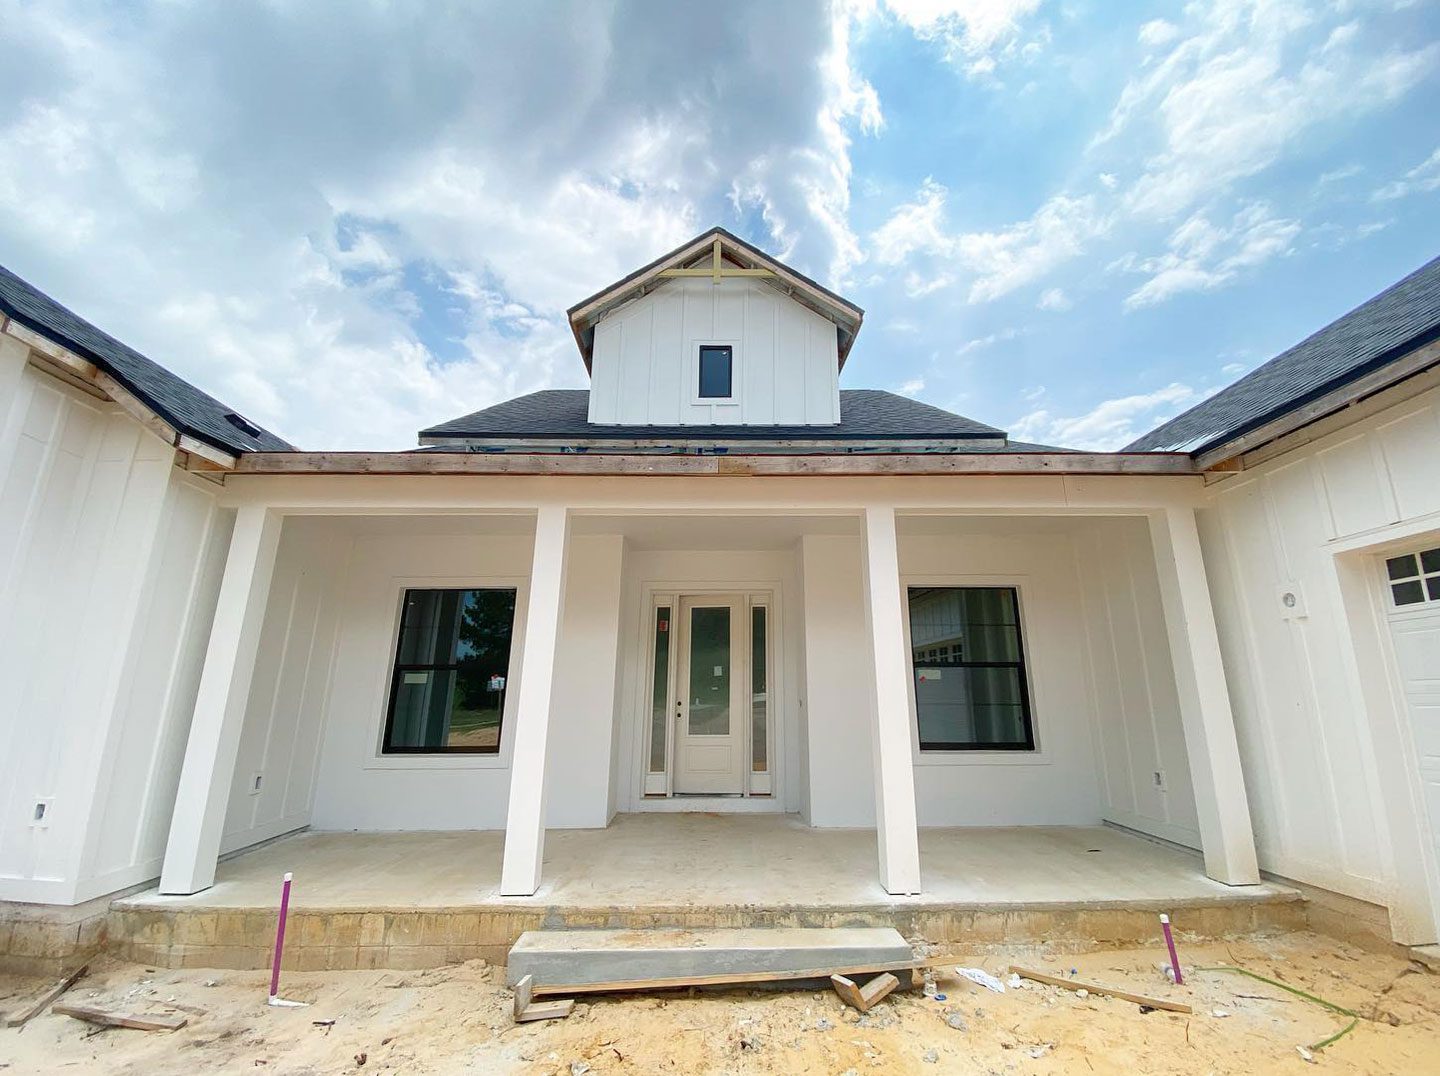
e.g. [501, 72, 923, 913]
[587, 276, 841, 427]
[1198, 378, 1440, 910]
[0, 336, 233, 904]
[219, 517, 347, 855]
[796, 519, 1198, 836]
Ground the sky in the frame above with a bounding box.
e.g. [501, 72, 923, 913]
[0, 0, 1437, 451]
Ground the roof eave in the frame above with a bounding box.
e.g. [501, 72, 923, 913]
[1, 314, 244, 469]
[1192, 332, 1440, 470]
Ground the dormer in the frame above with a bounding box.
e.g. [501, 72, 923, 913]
[568, 229, 864, 427]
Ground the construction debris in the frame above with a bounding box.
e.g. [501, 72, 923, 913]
[830, 972, 899, 1013]
[2, 962, 88, 1027]
[513, 974, 575, 1023]
[1008, 966, 1192, 1014]
[53, 1002, 188, 1031]
[953, 966, 1006, 994]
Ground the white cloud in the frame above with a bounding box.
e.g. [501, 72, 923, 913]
[1316, 163, 1363, 186]
[1120, 203, 1300, 309]
[0, 2, 882, 449]
[1011, 382, 1200, 450]
[871, 181, 1104, 302]
[1137, 19, 1180, 49]
[1098, 2, 1439, 221]
[956, 326, 1024, 355]
[1037, 287, 1072, 311]
[872, 0, 1045, 76]
[1371, 146, 1440, 201]
[897, 377, 926, 395]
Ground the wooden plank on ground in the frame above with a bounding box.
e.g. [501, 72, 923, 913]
[2, 963, 89, 1027]
[52, 1003, 188, 1031]
[1008, 966, 1192, 1013]
[512, 974, 574, 1023]
[532, 957, 934, 997]
[831, 972, 899, 1013]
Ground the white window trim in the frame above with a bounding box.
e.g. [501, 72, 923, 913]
[363, 574, 529, 771]
[899, 573, 1050, 766]
[690, 338, 741, 407]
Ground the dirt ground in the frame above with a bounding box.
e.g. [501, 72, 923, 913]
[1, 932, 1436, 1074]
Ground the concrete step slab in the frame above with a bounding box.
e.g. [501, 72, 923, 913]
[505, 926, 913, 988]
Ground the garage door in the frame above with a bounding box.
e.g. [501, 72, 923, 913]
[1384, 545, 1440, 902]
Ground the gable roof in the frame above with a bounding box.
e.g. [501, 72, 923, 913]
[0, 263, 293, 456]
[566, 227, 864, 372]
[420, 388, 1020, 447]
[1126, 255, 1440, 456]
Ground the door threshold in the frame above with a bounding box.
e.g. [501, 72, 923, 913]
[672, 792, 744, 798]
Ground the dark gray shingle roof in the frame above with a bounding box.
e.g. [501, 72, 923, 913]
[0, 264, 293, 455]
[421, 388, 1012, 444]
[1126, 255, 1440, 454]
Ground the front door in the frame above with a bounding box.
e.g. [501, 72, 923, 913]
[673, 595, 746, 794]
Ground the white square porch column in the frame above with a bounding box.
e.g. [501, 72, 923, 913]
[160, 505, 282, 895]
[499, 505, 570, 896]
[1148, 506, 1260, 886]
[860, 506, 923, 895]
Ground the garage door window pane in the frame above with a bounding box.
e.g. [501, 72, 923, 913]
[1387, 547, 1440, 608]
[1386, 553, 1417, 581]
[1392, 581, 1425, 606]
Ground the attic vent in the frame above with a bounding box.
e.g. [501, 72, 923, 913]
[224, 412, 262, 437]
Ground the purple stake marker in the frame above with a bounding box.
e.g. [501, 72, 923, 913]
[267, 872, 307, 1007]
[1160, 913, 1184, 985]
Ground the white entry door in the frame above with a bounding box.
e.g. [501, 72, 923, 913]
[1384, 545, 1440, 914]
[673, 595, 746, 794]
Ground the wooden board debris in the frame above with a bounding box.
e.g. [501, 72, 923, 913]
[532, 957, 936, 998]
[831, 972, 900, 1013]
[512, 974, 574, 1023]
[2, 963, 89, 1027]
[53, 1003, 188, 1031]
[1008, 966, 1192, 1014]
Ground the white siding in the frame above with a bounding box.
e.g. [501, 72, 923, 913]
[219, 517, 347, 854]
[307, 527, 628, 833]
[1200, 381, 1440, 906]
[0, 342, 231, 903]
[587, 276, 841, 427]
[1076, 518, 1201, 847]
[793, 520, 1191, 832]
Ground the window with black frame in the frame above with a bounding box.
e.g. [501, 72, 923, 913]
[906, 586, 1034, 750]
[383, 588, 517, 753]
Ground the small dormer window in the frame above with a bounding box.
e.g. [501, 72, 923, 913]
[698, 345, 733, 399]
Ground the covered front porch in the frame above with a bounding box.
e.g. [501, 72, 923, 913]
[116, 815, 1302, 970]
[153, 472, 1262, 910]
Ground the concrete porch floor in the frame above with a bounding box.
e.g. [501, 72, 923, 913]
[95, 816, 1307, 972]
[123, 814, 1293, 912]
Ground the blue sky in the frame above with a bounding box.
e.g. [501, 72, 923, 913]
[0, 0, 1437, 449]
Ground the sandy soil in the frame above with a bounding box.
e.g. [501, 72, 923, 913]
[1, 932, 1436, 1074]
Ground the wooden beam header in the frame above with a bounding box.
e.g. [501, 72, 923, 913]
[232, 450, 1197, 478]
